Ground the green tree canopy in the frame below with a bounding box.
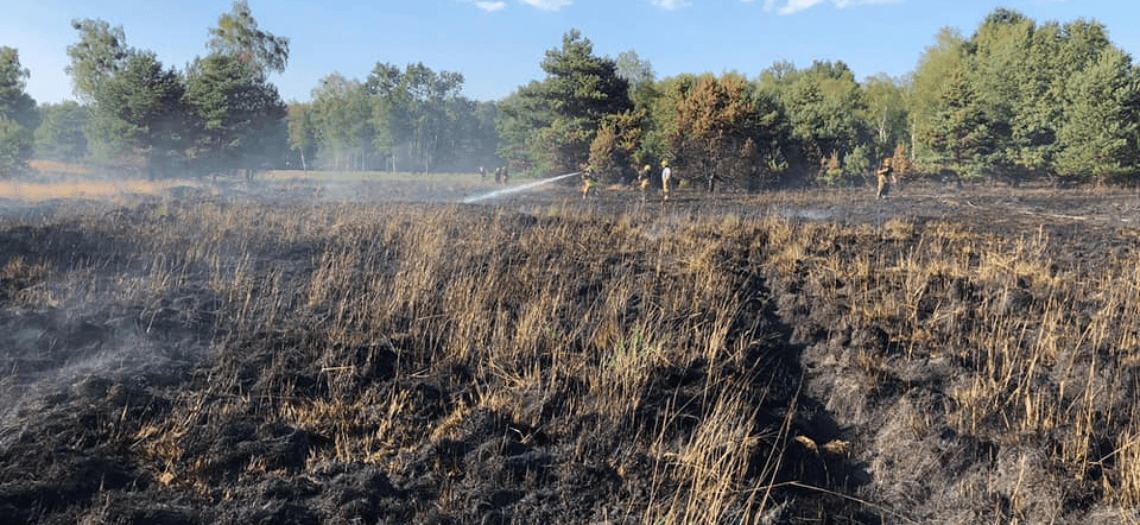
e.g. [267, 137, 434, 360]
[184, 53, 287, 176]
[87, 51, 187, 175]
[0, 47, 36, 176]
[309, 73, 373, 170]
[910, 8, 1138, 180]
[207, 0, 290, 78]
[908, 27, 966, 165]
[367, 62, 467, 172]
[921, 69, 994, 175]
[1055, 47, 1140, 178]
[761, 60, 867, 178]
[498, 29, 632, 174]
[35, 101, 90, 162]
[65, 19, 132, 102]
[286, 101, 315, 171]
[861, 73, 908, 156]
[0, 47, 38, 130]
[615, 49, 655, 94]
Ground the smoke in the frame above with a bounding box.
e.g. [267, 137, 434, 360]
[1, 171, 591, 427]
[0, 197, 210, 428]
[462, 171, 580, 203]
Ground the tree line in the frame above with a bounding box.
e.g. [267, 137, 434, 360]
[51, 2, 292, 179]
[3, 7, 1139, 185]
[287, 63, 499, 173]
[513, 9, 1140, 190]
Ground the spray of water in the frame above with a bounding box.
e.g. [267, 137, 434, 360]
[462, 172, 581, 203]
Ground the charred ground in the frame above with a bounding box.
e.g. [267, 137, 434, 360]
[2, 178, 1140, 524]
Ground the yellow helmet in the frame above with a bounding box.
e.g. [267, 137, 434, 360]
[661, 159, 669, 167]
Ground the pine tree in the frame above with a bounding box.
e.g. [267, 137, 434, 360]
[923, 69, 994, 176]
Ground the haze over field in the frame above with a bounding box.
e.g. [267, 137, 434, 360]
[6, 0, 1140, 105]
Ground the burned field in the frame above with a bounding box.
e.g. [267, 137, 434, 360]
[2, 180, 1140, 524]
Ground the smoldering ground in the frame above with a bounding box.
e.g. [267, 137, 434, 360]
[3, 176, 1140, 524]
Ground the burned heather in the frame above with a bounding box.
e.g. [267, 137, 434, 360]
[2, 181, 1140, 524]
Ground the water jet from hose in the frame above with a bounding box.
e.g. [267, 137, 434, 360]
[461, 172, 580, 203]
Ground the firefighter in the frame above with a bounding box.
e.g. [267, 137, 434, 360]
[876, 157, 893, 199]
[661, 160, 672, 201]
[638, 164, 652, 192]
[581, 169, 598, 199]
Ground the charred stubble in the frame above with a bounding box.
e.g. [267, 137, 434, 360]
[1, 183, 1139, 524]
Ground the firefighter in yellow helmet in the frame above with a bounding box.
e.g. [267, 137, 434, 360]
[638, 164, 652, 193]
[876, 157, 893, 199]
[661, 159, 672, 201]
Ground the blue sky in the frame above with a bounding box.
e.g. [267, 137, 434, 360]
[5, 0, 1139, 105]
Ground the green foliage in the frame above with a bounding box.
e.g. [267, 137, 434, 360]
[65, 19, 131, 102]
[0, 47, 36, 175]
[910, 8, 1139, 180]
[372, 62, 468, 172]
[614, 50, 655, 91]
[309, 74, 373, 171]
[183, 53, 287, 176]
[0, 117, 32, 177]
[64, 6, 291, 178]
[0, 47, 38, 131]
[1054, 48, 1140, 178]
[35, 101, 90, 162]
[78, 50, 190, 175]
[95, 52, 188, 176]
[768, 60, 868, 168]
[285, 102, 315, 171]
[540, 30, 631, 124]
[844, 144, 871, 181]
[921, 69, 994, 176]
[50, 8, 1140, 185]
[908, 27, 966, 165]
[291, 62, 496, 173]
[207, 0, 289, 78]
[603, 329, 666, 371]
[497, 29, 632, 175]
[861, 73, 908, 157]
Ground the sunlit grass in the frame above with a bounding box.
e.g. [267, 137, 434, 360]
[0, 179, 179, 201]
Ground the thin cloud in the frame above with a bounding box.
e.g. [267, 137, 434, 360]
[762, 0, 903, 15]
[653, 0, 693, 10]
[520, 0, 574, 11]
[456, 0, 508, 12]
[475, 1, 507, 11]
